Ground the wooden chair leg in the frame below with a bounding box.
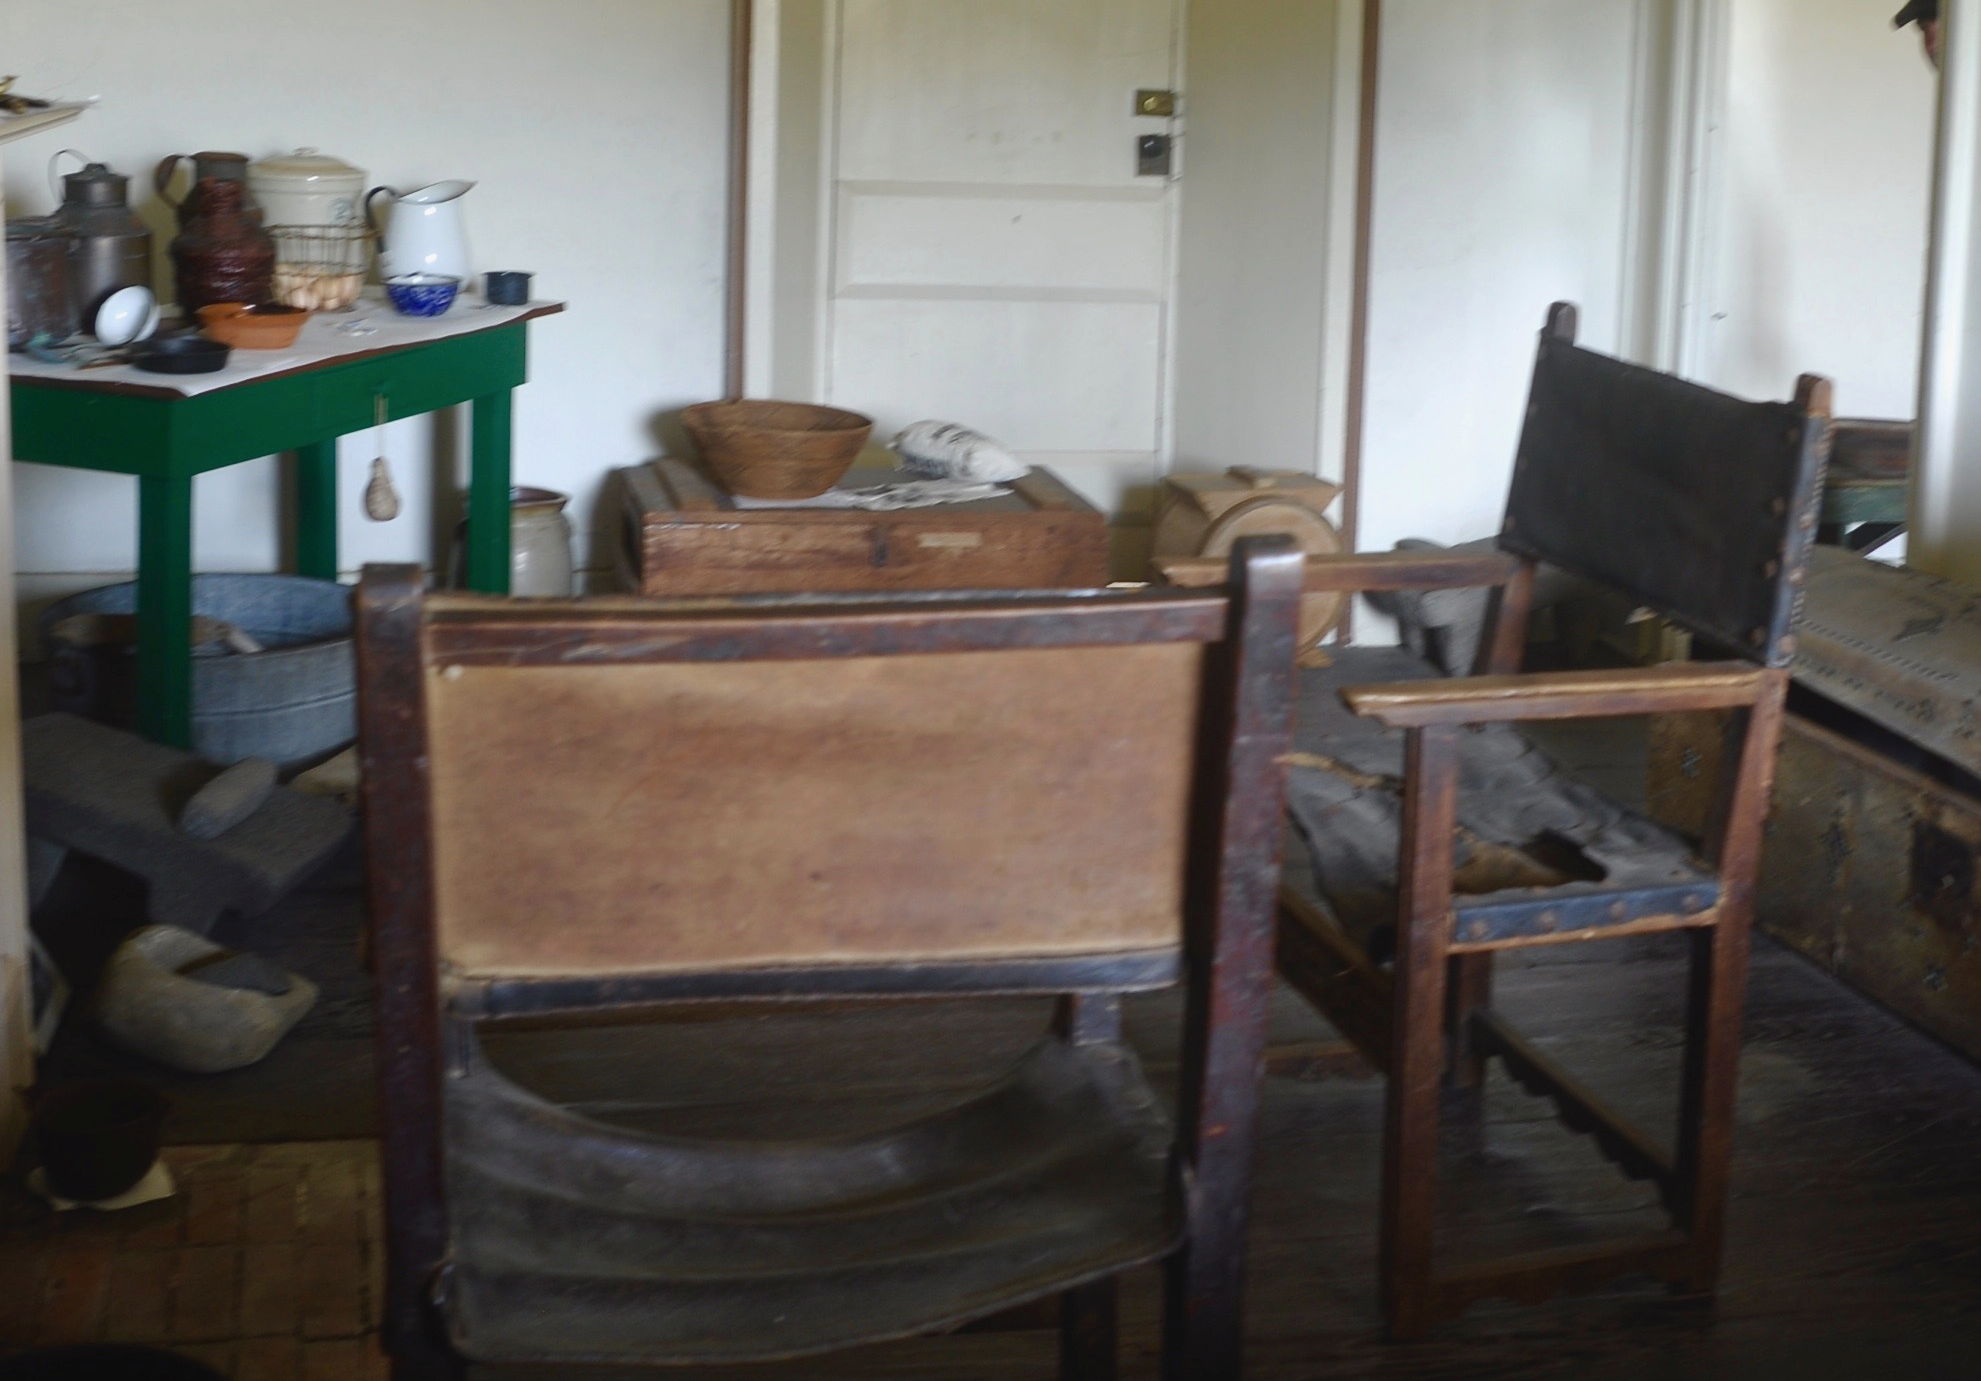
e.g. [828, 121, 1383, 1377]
[1381, 725, 1461, 1341]
[1162, 1224, 1246, 1380]
[1383, 936, 1452, 1341]
[1444, 952, 1495, 1090]
[1672, 916, 1753, 1294]
[1059, 1278, 1118, 1381]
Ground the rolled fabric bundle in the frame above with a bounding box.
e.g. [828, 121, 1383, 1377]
[889, 420, 1029, 484]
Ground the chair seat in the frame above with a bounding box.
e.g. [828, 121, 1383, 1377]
[1287, 647, 1719, 959]
[437, 1033, 1179, 1366]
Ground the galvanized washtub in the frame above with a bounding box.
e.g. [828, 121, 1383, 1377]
[39, 574, 354, 769]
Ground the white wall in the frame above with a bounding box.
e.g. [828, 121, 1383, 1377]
[1700, 0, 1936, 417]
[4, 0, 730, 600]
[1358, 0, 1646, 558]
[1171, 0, 1342, 481]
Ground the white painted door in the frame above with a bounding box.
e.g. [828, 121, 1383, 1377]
[820, 0, 1182, 523]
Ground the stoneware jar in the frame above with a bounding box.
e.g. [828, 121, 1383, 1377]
[510, 487, 576, 597]
[170, 178, 275, 315]
[248, 148, 367, 229]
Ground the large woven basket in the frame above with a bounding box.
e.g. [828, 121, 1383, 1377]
[682, 400, 874, 500]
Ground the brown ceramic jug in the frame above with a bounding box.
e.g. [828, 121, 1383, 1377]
[170, 178, 274, 314]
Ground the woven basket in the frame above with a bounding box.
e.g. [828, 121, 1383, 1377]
[682, 400, 875, 500]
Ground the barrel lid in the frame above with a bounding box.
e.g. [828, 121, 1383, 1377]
[250, 147, 365, 184]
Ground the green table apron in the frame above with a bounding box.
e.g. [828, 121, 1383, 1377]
[9, 305, 560, 748]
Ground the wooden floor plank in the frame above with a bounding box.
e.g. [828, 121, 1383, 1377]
[6, 928, 1981, 1378]
[235, 1334, 302, 1381]
[238, 1243, 301, 1339]
[33, 1244, 112, 1345]
[96, 1247, 175, 1343]
[297, 1241, 365, 1341]
[169, 1243, 242, 1343]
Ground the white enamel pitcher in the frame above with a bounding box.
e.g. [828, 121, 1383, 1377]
[364, 180, 474, 281]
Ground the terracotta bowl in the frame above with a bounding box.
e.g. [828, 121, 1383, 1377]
[682, 400, 874, 500]
[197, 302, 311, 351]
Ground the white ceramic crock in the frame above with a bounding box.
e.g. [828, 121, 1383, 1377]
[247, 148, 367, 229]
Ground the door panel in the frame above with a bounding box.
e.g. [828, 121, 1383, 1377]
[831, 299, 1164, 451]
[837, 0, 1177, 186]
[825, 0, 1181, 533]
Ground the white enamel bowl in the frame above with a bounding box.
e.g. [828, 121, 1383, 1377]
[95, 286, 161, 347]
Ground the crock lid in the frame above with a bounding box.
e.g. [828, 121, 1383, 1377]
[250, 147, 365, 183]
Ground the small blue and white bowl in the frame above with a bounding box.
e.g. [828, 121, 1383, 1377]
[384, 274, 461, 317]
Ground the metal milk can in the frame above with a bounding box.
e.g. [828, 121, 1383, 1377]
[47, 151, 153, 323]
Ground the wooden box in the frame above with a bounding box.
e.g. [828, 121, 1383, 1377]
[1149, 467, 1346, 657]
[615, 458, 1110, 596]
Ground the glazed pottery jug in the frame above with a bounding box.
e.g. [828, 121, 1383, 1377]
[170, 179, 275, 315]
[154, 151, 255, 228]
[249, 148, 367, 229]
[364, 180, 473, 281]
[48, 152, 153, 322]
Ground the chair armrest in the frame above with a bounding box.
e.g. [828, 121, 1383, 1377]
[1155, 548, 1525, 596]
[1343, 663, 1775, 729]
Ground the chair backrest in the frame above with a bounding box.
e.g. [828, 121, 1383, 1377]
[1501, 303, 1830, 667]
[357, 546, 1302, 1016]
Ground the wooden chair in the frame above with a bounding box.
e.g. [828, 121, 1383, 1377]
[1173, 304, 1830, 1338]
[355, 540, 1303, 1380]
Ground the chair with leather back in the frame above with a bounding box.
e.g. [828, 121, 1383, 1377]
[1168, 303, 1829, 1338]
[355, 539, 1302, 1379]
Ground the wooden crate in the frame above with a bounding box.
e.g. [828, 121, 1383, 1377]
[614, 458, 1110, 595]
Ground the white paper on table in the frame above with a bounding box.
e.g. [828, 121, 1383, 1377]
[728, 480, 1009, 512]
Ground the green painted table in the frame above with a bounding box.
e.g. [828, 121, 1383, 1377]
[8, 301, 564, 748]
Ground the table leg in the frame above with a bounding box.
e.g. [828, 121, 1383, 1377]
[295, 440, 340, 581]
[467, 392, 514, 594]
[136, 475, 195, 749]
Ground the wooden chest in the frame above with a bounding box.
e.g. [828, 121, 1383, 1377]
[1651, 548, 1981, 1062]
[614, 458, 1110, 595]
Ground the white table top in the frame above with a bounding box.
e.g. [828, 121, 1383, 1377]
[9, 293, 564, 398]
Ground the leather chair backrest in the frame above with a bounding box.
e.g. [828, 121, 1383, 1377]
[1501, 306, 1829, 667]
[422, 629, 1204, 981]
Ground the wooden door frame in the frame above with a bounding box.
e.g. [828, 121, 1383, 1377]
[730, 0, 1366, 508]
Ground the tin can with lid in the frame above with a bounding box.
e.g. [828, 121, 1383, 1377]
[7, 216, 77, 348]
